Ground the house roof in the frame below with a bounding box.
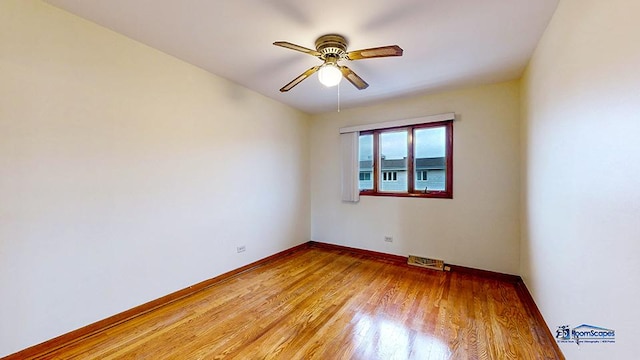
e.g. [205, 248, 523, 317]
[416, 157, 446, 169]
[360, 157, 444, 171]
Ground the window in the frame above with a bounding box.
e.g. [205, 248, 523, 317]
[382, 171, 398, 181]
[358, 120, 452, 198]
[358, 134, 374, 191]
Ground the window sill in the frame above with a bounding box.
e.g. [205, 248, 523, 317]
[359, 191, 452, 199]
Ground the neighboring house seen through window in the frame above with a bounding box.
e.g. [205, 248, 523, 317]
[358, 120, 453, 198]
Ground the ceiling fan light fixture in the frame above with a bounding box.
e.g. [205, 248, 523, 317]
[318, 63, 342, 87]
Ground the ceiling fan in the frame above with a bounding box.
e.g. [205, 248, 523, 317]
[273, 34, 403, 92]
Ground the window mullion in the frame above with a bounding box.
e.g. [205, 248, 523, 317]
[373, 131, 380, 193]
[407, 126, 415, 193]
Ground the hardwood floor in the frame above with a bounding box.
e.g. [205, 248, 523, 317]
[28, 246, 560, 359]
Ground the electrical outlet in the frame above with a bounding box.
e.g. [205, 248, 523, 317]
[384, 236, 393, 243]
[236, 246, 246, 253]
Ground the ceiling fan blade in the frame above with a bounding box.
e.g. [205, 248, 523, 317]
[273, 41, 321, 57]
[280, 66, 320, 92]
[347, 45, 403, 60]
[340, 66, 369, 90]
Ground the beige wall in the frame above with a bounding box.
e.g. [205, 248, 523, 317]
[310, 81, 521, 275]
[0, 1, 310, 356]
[520, 0, 640, 358]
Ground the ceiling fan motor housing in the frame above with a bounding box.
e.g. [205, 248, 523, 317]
[315, 34, 348, 61]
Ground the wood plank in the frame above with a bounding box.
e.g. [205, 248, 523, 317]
[6, 244, 563, 359]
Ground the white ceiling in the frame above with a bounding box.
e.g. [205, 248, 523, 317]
[44, 0, 558, 114]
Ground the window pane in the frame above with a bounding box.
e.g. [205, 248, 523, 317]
[358, 134, 373, 190]
[414, 127, 446, 192]
[380, 131, 407, 192]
